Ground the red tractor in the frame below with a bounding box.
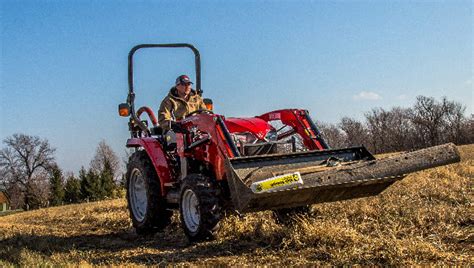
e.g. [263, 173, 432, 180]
[119, 44, 460, 241]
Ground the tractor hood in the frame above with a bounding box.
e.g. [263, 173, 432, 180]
[224, 117, 274, 140]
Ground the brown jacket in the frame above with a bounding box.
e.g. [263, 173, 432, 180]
[158, 87, 207, 131]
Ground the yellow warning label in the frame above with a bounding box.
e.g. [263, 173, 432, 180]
[252, 172, 303, 193]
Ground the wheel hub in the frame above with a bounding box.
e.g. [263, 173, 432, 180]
[130, 168, 147, 222]
[182, 189, 200, 233]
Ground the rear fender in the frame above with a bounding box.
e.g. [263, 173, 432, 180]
[126, 138, 172, 196]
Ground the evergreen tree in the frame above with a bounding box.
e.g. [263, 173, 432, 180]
[64, 174, 81, 204]
[87, 141, 121, 200]
[79, 167, 88, 200]
[79, 166, 101, 201]
[49, 164, 64, 206]
[99, 159, 116, 199]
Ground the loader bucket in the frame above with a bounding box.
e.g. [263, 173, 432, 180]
[226, 143, 460, 213]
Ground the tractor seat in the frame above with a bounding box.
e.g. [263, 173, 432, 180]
[151, 125, 176, 150]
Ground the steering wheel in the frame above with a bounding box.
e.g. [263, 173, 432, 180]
[187, 109, 214, 117]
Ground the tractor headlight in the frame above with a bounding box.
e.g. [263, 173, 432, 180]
[233, 132, 258, 145]
[265, 129, 278, 141]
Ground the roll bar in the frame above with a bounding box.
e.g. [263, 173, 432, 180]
[128, 43, 201, 96]
[126, 43, 202, 135]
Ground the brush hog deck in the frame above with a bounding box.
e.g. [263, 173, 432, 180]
[226, 143, 460, 213]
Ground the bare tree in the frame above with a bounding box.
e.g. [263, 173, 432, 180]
[90, 140, 121, 179]
[365, 107, 414, 153]
[410, 96, 450, 147]
[465, 115, 474, 144]
[122, 149, 133, 170]
[365, 108, 390, 153]
[386, 107, 415, 151]
[339, 117, 370, 150]
[0, 167, 7, 190]
[0, 133, 56, 209]
[442, 100, 467, 144]
[6, 183, 24, 210]
[316, 121, 347, 149]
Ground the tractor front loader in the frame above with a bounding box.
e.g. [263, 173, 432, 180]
[119, 44, 461, 241]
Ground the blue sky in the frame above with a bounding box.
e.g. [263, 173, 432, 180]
[1, 0, 472, 174]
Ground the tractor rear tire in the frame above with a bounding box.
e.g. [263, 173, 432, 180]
[179, 174, 222, 242]
[126, 150, 173, 235]
[273, 205, 311, 225]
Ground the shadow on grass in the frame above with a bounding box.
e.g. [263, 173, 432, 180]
[0, 230, 268, 265]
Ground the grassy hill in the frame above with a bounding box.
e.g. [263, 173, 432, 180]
[0, 145, 472, 266]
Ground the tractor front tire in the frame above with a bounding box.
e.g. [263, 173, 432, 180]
[179, 174, 222, 242]
[126, 151, 172, 235]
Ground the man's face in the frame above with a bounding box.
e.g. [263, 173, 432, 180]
[176, 82, 192, 96]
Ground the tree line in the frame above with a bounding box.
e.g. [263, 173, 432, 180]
[0, 95, 472, 210]
[0, 138, 123, 210]
[317, 96, 473, 153]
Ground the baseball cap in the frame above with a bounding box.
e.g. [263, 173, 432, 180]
[175, 75, 193, 85]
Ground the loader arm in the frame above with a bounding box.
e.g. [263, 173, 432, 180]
[258, 109, 329, 150]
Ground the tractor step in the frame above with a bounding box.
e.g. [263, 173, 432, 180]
[226, 143, 460, 213]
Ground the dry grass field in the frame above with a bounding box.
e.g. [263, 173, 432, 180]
[0, 145, 472, 266]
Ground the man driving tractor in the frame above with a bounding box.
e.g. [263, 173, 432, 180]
[158, 75, 207, 131]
